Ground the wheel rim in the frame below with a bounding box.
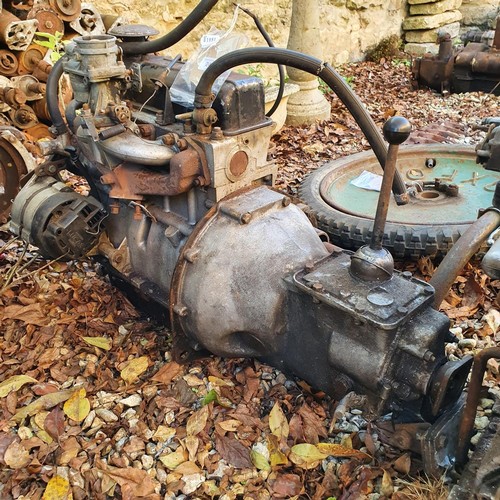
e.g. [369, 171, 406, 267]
[319, 145, 497, 226]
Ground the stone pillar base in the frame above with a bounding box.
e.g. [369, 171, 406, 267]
[285, 78, 331, 126]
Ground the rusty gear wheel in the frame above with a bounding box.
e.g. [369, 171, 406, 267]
[299, 144, 498, 259]
[0, 135, 29, 224]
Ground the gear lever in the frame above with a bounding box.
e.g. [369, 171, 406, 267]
[350, 116, 412, 281]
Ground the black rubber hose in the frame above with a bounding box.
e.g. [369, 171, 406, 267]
[236, 5, 285, 118]
[120, 0, 219, 56]
[195, 47, 408, 199]
[46, 57, 68, 135]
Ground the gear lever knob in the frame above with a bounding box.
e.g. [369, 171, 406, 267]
[383, 116, 412, 145]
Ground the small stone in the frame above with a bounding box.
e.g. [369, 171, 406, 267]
[351, 415, 368, 429]
[146, 442, 157, 455]
[143, 386, 158, 399]
[132, 460, 143, 469]
[95, 409, 118, 423]
[351, 409, 363, 415]
[480, 398, 495, 409]
[156, 466, 167, 483]
[475, 416, 489, 430]
[470, 432, 481, 446]
[459, 338, 477, 349]
[141, 454, 154, 470]
[119, 394, 142, 407]
[261, 373, 273, 380]
[122, 408, 137, 420]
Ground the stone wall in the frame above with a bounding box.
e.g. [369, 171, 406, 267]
[93, 0, 406, 65]
[92, 0, 498, 63]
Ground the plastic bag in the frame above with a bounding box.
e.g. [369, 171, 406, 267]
[170, 8, 248, 108]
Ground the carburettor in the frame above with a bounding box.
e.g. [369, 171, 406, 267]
[10, 33, 477, 473]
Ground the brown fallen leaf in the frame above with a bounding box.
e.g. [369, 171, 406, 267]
[269, 473, 302, 498]
[151, 361, 182, 385]
[186, 405, 209, 436]
[44, 406, 65, 441]
[269, 402, 289, 441]
[215, 435, 253, 468]
[317, 442, 371, 460]
[97, 460, 156, 497]
[1, 303, 50, 326]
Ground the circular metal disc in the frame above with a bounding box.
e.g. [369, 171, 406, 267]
[0, 137, 28, 224]
[49, 0, 81, 22]
[319, 145, 496, 226]
[0, 50, 19, 76]
[108, 24, 159, 38]
[27, 6, 65, 36]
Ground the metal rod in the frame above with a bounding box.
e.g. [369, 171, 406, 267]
[370, 143, 400, 250]
[456, 347, 500, 466]
[430, 210, 500, 308]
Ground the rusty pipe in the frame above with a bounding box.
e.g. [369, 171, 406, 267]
[430, 210, 500, 308]
[456, 347, 500, 466]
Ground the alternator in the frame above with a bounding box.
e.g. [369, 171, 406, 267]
[10, 176, 106, 259]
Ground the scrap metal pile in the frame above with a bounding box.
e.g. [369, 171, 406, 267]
[0, 0, 125, 221]
[2, 0, 500, 497]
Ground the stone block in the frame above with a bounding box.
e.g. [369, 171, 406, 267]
[460, 0, 499, 26]
[405, 21, 460, 42]
[404, 42, 440, 56]
[410, 0, 462, 16]
[409, 0, 440, 4]
[403, 10, 462, 30]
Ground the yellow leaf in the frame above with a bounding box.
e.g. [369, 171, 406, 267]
[63, 388, 90, 422]
[82, 336, 112, 351]
[267, 435, 288, 466]
[42, 475, 73, 500]
[152, 425, 176, 442]
[159, 448, 188, 470]
[251, 450, 271, 471]
[120, 356, 149, 384]
[186, 405, 209, 436]
[208, 376, 234, 387]
[381, 470, 394, 497]
[289, 443, 327, 469]
[269, 402, 289, 441]
[316, 442, 371, 460]
[11, 388, 76, 423]
[0, 375, 37, 398]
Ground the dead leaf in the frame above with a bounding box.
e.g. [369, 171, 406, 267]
[269, 473, 302, 498]
[317, 442, 371, 460]
[82, 336, 112, 350]
[4, 440, 31, 469]
[215, 435, 252, 468]
[186, 405, 209, 436]
[251, 449, 270, 471]
[2, 303, 50, 326]
[217, 419, 242, 432]
[63, 388, 90, 422]
[269, 402, 289, 441]
[120, 356, 149, 384]
[159, 448, 188, 470]
[289, 443, 327, 468]
[44, 406, 65, 441]
[11, 388, 77, 423]
[268, 434, 288, 467]
[151, 361, 182, 385]
[381, 469, 394, 496]
[0, 375, 37, 398]
[394, 453, 411, 475]
[484, 309, 500, 335]
[97, 460, 156, 497]
[42, 475, 72, 500]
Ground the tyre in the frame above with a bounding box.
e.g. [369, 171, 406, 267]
[299, 144, 496, 259]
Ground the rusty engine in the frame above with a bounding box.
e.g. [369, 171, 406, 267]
[412, 18, 500, 95]
[7, 0, 500, 484]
